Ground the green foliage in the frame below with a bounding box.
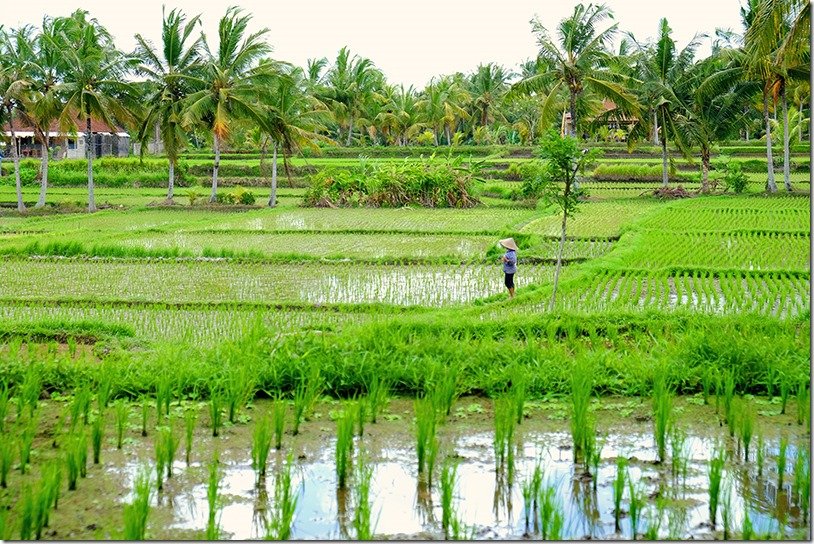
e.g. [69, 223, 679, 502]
[91, 413, 104, 464]
[252, 414, 273, 479]
[115, 400, 129, 450]
[415, 396, 439, 482]
[720, 160, 748, 193]
[123, 468, 151, 540]
[267, 453, 298, 540]
[652, 371, 673, 464]
[708, 446, 725, 526]
[352, 452, 374, 540]
[570, 358, 595, 464]
[613, 456, 627, 532]
[335, 407, 355, 489]
[206, 450, 221, 540]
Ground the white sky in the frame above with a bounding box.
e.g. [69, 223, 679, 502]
[3, 0, 745, 88]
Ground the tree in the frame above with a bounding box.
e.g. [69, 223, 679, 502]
[185, 7, 273, 203]
[56, 9, 138, 212]
[134, 8, 204, 203]
[323, 47, 382, 146]
[467, 63, 510, 128]
[514, 3, 640, 138]
[529, 132, 600, 310]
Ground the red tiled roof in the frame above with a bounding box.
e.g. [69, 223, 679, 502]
[5, 115, 127, 135]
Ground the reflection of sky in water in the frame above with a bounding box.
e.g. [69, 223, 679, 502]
[112, 431, 809, 540]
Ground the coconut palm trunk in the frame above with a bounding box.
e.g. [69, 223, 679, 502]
[86, 115, 96, 212]
[346, 116, 354, 146]
[167, 158, 175, 202]
[652, 110, 659, 145]
[799, 101, 804, 143]
[660, 109, 669, 188]
[781, 86, 791, 192]
[7, 115, 25, 213]
[701, 146, 711, 192]
[210, 133, 220, 203]
[445, 125, 452, 146]
[763, 89, 777, 193]
[568, 89, 578, 137]
[36, 130, 49, 208]
[268, 140, 278, 208]
[549, 180, 571, 311]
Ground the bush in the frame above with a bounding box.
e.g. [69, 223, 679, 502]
[721, 162, 748, 194]
[591, 163, 687, 182]
[232, 186, 256, 205]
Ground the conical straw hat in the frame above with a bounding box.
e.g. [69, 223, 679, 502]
[499, 238, 518, 251]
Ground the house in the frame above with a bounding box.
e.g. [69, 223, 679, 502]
[2, 116, 131, 159]
[560, 99, 638, 138]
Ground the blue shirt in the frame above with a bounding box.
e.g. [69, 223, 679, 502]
[503, 249, 517, 274]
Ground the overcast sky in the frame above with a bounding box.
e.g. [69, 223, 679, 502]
[3, 0, 745, 88]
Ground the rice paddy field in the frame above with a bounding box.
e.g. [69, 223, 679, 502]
[0, 147, 810, 540]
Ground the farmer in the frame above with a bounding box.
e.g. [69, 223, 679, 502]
[499, 238, 518, 299]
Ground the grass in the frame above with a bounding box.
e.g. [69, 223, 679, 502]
[414, 396, 439, 483]
[777, 435, 788, 489]
[71, 386, 91, 430]
[292, 363, 322, 436]
[493, 396, 517, 480]
[160, 422, 178, 478]
[154, 431, 166, 492]
[252, 414, 273, 479]
[184, 407, 197, 464]
[432, 364, 459, 417]
[0, 439, 12, 488]
[352, 451, 374, 540]
[652, 371, 673, 464]
[365, 374, 390, 424]
[272, 398, 286, 450]
[740, 402, 754, 461]
[122, 467, 151, 540]
[18, 419, 35, 474]
[708, 445, 726, 526]
[210, 390, 223, 437]
[206, 449, 221, 540]
[570, 359, 594, 464]
[91, 413, 104, 464]
[65, 431, 85, 491]
[335, 407, 355, 489]
[267, 453, 298, 540]
[224, 366, 255, 424]
[0, 382, 8, 432]
[115, 400, 129, 450]
[613, 456, 627, 532]
[155, 371, 172, 423]
[440, 458, 458, 539]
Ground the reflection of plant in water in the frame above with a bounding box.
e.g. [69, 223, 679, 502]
[540, 483, 564, 540]
[740, 403, 754, 462]
[184, 407, 197, 464]
[521, 463, 543, 533]
[251, 414, 273, 480]
[652, 371, 673, 464]
[756, 434, 765, 478]
[122, 467, 151, 540]
[335, 407, 355, 489]
[206, 450, 221, 539]
[352, 451, 374, 540]
[267, 453, 298, 540]
[493, 396, 517, 481]
[708, 445, 726, 526]
[415, 396, 439, 484]
[792, 444, 810, 523]
[721, 477, 733, 540]
[796, 378, 809, 426]
[643, 496, 666, 539]
[777, 435, 788, 490]
[613, 457, 627, 533]
[627, 474, 646, 541]
[570, 360, 594, 464]
[667, 503, 688, 540]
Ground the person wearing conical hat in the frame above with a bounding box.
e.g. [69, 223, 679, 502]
[499, 238, 518, 299]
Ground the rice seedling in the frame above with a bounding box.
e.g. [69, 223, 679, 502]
[721, 478, 733, 540]
[160, 422, 178, 478]
[701, 368, 713, 405]
[540, 484, 564, 540]
[154, 434, 166, 492]
[335, 407, 355, 489]
[493, 396, 517, 478]
[210, 389, 224, 437]
[224, 366, 256, 424]
[18, 420, 35, 474]
[65, 432, 85, 491]
[644, 497, 666, 540]
[741, 403, 754, 461]
[292, 363, 322, 436]
[123, 467, 151, 540]
[365, 374, 390, 424]
[794, 446, 811, 523]
[440, 458, 458, 538]
[756, 434, 765, 478]
[141, 396, 149, 437]
[433, 363, 459, 417]
[570, 360, 594, 464]
[71, 386, 92, 430]
[669, 426, 689, 486]
[356, 398, 367, 437]
[448, 514, 477, 540]
[708, 445, 726, 526]
[31, 480, 50, 538]
[184, 407, 197, 465]
[511, 370, 527, 425]
[667, 504, 688, 540]
[352, 451, 374, 540]
[613, 456, 627, 533]
[0, 382, 9, 432]
[722, 370, 736, 437]
[155, 371, 173, 423]
[206, 450, 221, 540]
[415, 396, 439, 482]
[267, 452, 299, 540]
[114, 400, 129, 450]
[796, 377, 809, 426]
[91, 412, 104, 464]
[19, 365, 41, 420]
[521, 463, 543, 533]
[0, 439, 12, 488]
[19, 484, 34, 540]
[96, 368, 113, 412]
[652, 372, 672, 464]
[780, 375, 791, 415]
[777, 435, 788, 489]
[628, 478, 646, 540]
[272, 398, 285, 450]
[43, 461, 61, 511]
[252, 414, 273, 479]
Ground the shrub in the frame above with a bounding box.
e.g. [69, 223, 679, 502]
[721, 162, 748, 194]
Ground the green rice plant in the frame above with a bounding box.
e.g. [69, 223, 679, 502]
[96, 368, 113, 412]
[669, 426, 689, 486]
[440, 458, 458, 538]
[365, 374, 390, 424]
[701, 368, 713, 405]
[432, 363, 459, 417]
[741, 502, 754, 540]
[267, 452, 299, 540]
[652, 372, 673, 464]
[493, 396, 517, 478]
[335, 408, 355, 489]
[740, 403, 754, 461]
[155, 372, 173, 423]
[588, 434, 603, 488]
[154, 434, 166, 492]
[708, 445, 726, 526]
[667, 504, 688, 540]
[91, 413, 104, 464]
[780, 375, 791, 415]
[71, 386, 92, 430]
[414, 396, 439, 482]
[754, 433, 765, 479]
[114, 400, 129, 450]
[206, 450, 221, 540]
[224, 366, 255, 424]
[18, 420, 35, 474]
[65, 433, 85, 491]
[272, 398, 286, 450]
[352, 451, 373, 540]
[722, 371, 736, 437]
[713, 373, 722, 414]
[292, 363, 322, 436]
[794, 446, 811, 523]
[511, 370, 527, 425]
[627, 478, 646, 540]
[356, 398, 366, 437]
[19, 364, 41, 420]
[184, 407, 197, 465]
[796, 377, 809, 426]
[764, 365, 778, 398]
[521, 463, 543, 533]
[777, 435, 788, 489]
[19, 484, 34, 540]
[0, 382, 9, 432]
[141, 396, 149, 437]
[160, 423, 178, 478]
[123, 467, 151, 540]
[644, 497, 666, 540]
[0, 439, 12, 488]
[570, 360, 594, 464]
[252, 414, 273, 479]
[613, 456, 627, 532]
[43, 461, 61, 511]
[720, 478, 733, 540]
[210, 389, 223, 437]
[449, 514, 476, 540]
[539, 484, 563, 540]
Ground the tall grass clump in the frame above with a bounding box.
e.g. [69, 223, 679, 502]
[160, 423, 178, 478]
[628, 477, 645, 540]
[352, 451, 374, 540]
[670, 426, 689, 487]
[777, 435, 788, 489]
[292, 363, 322, 436]
[355, 398, 367, 437]
[335, 408, 355, 489]
[96, 367, 114, 412]
[115, 400, 129, 450]
[65, 431, 86, 491]
[570, 360, 594, 464]
[18, 420, 35, 474]
[415, 396, 439, 484]
[652, 372, 673, 464]
[210, 390, 223, 438]
[267, 453, 299, 540]
[493, 396, 517, 480]
[440, 458, 458, 539]
[0, 382, 9, 432]
[511, 370, 528, 425]
[365, 374, 390, 424]
[224, 367, 255, 424]
[539, 484, 564, 540]
[71, 386, 91, 430]
[141, 397, 149, 437]
[155, 372, 173, 423]
[19, 365, 41, 420]
[708, 446, 726, 526]
[252, 415, 273, 480]
[19, 484, 34, 540]
[184, 407, 197, 465]
[43, 461, 61, 511]
[433, 364, 459, 417]
[272, 399, 286, 450]
[206, 450, 221, 540]
[793, 445, 810, 523]
[0, 439, 12, 488]
[740, 403, 754, 461]
[796, 378, 809, 426]
[123, 468, 151, 540]
[521, 463, 543, 533]
[613, 456, 627, 532]
[722, 370, 736, 436]
[91, 413, 104, 465]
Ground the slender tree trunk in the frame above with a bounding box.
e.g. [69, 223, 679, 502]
[167, 158, 175, 202]
[568, 90, 577, 137]
[445, 125, 452, 146]
[763, 89, 777, 193]
[660, 110, 669, 188]
[268, 140, 278, 208]
[549, 178, 571, 311]
[7, 112, 25, 213]
[433, 129, 438, 147]
[781, 86, 791, 192]
[701, 147, 710, 193]
[745, 128, 750, 141]
[346, 116, 354, 146]
[86, 115, 96, 212]
[652, 110, 659, 145]
[799, 100, 804, 143]
[36, 131, 49, 208]
[210, 133, 220, 203]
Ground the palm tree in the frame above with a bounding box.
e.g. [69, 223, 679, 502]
[134, 8, 204, 203]
[324, 47, 382, 146]
[514, 3, 640, 137]
[629, 19, 699, 186]
[55, 9, 139, 212]
[375, 84, 423, 146]
[184, 7, 273, 203]
[467, 63, 510, 128]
